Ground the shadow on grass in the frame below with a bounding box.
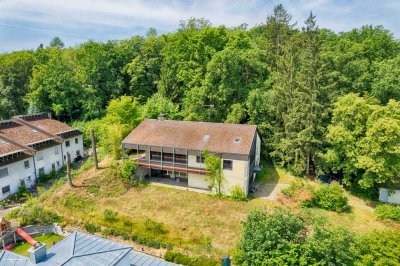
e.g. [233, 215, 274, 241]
[256, 160, 280, 184]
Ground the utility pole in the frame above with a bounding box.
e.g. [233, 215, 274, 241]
[90, 128, 98, 169]
[66, 152, 73, 187]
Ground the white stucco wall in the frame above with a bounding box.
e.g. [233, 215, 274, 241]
[188, 173, 210, 190]
[34, 145, 64, 176]
[0, 158, 36, 200]
[62, 135, 84, 162]
[187, 153, 250, 195]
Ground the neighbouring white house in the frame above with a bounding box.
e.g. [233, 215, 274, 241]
[0, 113, 83, 200]
[122, 119, 261, 195]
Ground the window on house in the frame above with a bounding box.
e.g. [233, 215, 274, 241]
[75, 138, 78, 144]
[38, 168, 45, 175]
[76, 150, 81, 157]
[20, 179, 25, 187]
[36, 152, 44, 161]
[24, 160, 30, 169]
[196, 155, 205, 163]
[27, 176, 31, 182]
[55, 147, 59, 155]
[66, 140, 70, 147]
[223, 160, 233, 170]
[2, 185, 10, 194]
[57, 161, 60, 166]
[0, 168, 9, 178]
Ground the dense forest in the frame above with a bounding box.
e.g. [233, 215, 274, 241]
[1, 5, 400, 194]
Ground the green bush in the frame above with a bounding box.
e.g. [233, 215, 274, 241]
[8, 206, 61, 226]
[357, 230, 400, 265]
[38, 169, 58, 183]
[230, 185, 248, 201]
[312, 182, 350, 212]
[164, 250, 219, 266]
[84, 222, 101, 233]
[144, 218, 168, 235]
[374, 204, 400, 221]
[234, 208, 359, 265]
[103, 209, 119, 223]
[15, 185, 29, 202]
[282, 181, 350, 212]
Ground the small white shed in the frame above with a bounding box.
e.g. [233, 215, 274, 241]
[379, 188, 400, 205]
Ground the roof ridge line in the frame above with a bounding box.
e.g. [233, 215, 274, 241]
[12, 117, 63, 143]
[110, 248, 133, 266]
[72, 231, 77, 256]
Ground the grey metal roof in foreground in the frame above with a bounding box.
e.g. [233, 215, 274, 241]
[0, 231, 178, 266]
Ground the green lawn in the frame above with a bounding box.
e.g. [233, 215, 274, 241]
[256, 160, 296, 184]
[12, 234, 64, 256]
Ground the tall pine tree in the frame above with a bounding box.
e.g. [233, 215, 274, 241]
[270, 12, 326, 175]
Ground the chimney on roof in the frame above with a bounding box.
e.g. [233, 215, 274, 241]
[28, 243, 47, 264]
[47, 112, 52, 119]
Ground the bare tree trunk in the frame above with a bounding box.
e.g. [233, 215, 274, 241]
[306, 151, 310, 176]
[90, 128, 98, 169]
[66, 152, 73, 187]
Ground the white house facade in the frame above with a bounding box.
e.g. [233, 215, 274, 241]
[0, 113, 84, 200]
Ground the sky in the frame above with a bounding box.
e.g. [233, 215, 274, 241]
[0, 0, 400, 53]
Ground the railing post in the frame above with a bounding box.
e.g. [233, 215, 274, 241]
[186, 149, 188, 177]
[161, 146, 163, 172]
[148, 146, 151, 169]
[173, 147, 175, 178]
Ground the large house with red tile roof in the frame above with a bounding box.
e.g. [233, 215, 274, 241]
[0, 113, 83, 200]
[122, 119, 261, 195]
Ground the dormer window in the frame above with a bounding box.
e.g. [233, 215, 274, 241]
[202, 135, 209, 141]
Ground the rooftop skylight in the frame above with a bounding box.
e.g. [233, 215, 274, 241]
[234, 136, 241, 144]
[202, 134, 209, 141]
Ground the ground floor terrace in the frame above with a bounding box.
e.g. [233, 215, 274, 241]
[122, 144, 216, 191]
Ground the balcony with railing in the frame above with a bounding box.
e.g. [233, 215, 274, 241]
[134, 151, 209, 175]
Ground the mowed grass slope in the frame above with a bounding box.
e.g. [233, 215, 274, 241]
[40, 159, 399, 258]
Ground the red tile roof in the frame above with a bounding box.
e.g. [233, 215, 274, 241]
[0, 113, 81, 158]
[0, 122, 50, 147]
[123, 119, 257, 155]
[21, 118, 74, 135]
[0, 140, 23, 156]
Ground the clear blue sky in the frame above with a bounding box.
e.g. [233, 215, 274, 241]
[0, 0, 399, 53]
